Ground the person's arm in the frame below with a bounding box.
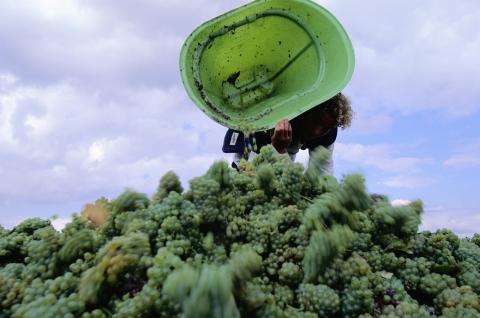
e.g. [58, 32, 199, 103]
[271, 119, 292, 154]
[308, 143, 334, 176]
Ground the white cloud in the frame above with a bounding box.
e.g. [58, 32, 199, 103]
[391, 199, 411, 207]
[0, 73, 18, 87]
[444, 155, 480, 167]
[1, 0, 479, 230]
[444, 141, 480, 167]
[87, 137, 129, 164]
[421, 206, 480, 237]
[51, 217, 72, 231]
[334, 143, 432, 173]
[0, 99, 16, 147]
[5, 0, 98, 25]
[349, 113, 393, 134]
[334, 143, 435, 189]
[0, 0, 247, 88]
[382, 175, 435, 189]
[0, 215, 28, 230]
[0, 74, 228, 211]
[325, 0, 480, 117]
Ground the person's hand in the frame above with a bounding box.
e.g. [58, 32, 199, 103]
[271, 119, 292, 154]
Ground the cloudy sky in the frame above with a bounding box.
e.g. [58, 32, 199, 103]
[0, 0, 479, 236]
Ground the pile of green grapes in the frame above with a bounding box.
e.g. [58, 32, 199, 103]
[1, 146, 479, 318]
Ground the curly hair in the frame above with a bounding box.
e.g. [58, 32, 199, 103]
[321, 92, 354, 129]
[297, 93, 354, 130]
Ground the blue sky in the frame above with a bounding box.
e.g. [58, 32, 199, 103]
[0, 0, 479, 236]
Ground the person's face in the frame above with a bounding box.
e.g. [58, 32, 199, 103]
[300, 111, 336, 143]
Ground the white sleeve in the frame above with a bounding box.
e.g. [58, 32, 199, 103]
[232, 152, 244, 168]
[308, 144, 334, 176]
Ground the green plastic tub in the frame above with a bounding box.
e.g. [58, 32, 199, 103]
[180, 0, 355, 132]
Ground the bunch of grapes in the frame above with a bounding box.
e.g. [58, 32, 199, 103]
[0, 145, 479, 317]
